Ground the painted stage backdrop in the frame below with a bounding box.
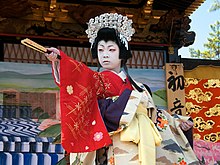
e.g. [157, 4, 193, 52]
[0, 62, 63, 165]
[0, 61, 167, 165]
[0, 62, 167, 110]
[2, 61, 220, 165]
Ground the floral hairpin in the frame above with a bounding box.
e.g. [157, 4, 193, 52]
[85, 13, 135, 50]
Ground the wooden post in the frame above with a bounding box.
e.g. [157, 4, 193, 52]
[165, 63, 186, 115]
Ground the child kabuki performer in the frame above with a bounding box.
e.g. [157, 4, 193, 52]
[45, 13, 199, 165]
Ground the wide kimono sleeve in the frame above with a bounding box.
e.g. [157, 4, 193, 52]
[52, 51, 112, 153]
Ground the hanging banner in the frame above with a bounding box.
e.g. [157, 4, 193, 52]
[165, 63, 186, 115]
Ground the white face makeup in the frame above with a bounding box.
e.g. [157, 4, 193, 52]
[97, 40, 122, 73]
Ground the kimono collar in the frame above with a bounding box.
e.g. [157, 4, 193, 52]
[118, 71, 127, 81]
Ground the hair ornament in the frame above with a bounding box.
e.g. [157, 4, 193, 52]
[85, 13, 135, 49]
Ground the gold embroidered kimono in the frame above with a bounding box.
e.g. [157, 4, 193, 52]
[52, 51, 199, 165]
[70, 89, 199, 165]
[70, 89, 162, 165]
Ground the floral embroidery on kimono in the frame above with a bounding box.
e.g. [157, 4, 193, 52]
[52, 51, 199, 165]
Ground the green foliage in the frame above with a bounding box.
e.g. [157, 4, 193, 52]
[32, 107, 44, 118]
[38, 123, 61, 138]
[189, 1, 220, 59]
[209, 0, 220, 12]
[32, 106, 50, 122]
[189, 21, 220, 59]
[37, 121, 65, 164]
[38, 112, 50, 122]
[53, 133, 61, 144]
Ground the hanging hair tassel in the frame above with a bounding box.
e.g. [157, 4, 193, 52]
[122, 62, 143, 92]
[97, 62, 101, 72]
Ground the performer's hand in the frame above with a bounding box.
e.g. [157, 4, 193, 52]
[179, 120, 194, 131]
[45, 47, 60, 61]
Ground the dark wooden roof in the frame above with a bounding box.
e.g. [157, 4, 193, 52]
[181, 58, 220, 70]
[0, 0, 205, 48]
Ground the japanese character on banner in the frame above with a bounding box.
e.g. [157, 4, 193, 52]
[165, 63, 186, 115]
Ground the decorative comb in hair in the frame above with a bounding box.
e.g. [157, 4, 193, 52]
[85, 13, 135, 50]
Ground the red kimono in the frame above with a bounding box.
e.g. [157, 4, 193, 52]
[52, 51, 133, 153]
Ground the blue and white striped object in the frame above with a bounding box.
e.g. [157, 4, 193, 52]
[0, 118, 65, 165]
[0, 153, 64, 165]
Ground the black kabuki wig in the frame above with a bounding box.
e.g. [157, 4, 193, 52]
[91, 27, 132, 63]
[91, 27, 143, 92]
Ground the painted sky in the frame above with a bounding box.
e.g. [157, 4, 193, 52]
[0, 62, 52, 75]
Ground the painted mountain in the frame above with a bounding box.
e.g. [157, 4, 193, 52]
[0, 62, 167, 108]
[0, 62, 57, 92]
